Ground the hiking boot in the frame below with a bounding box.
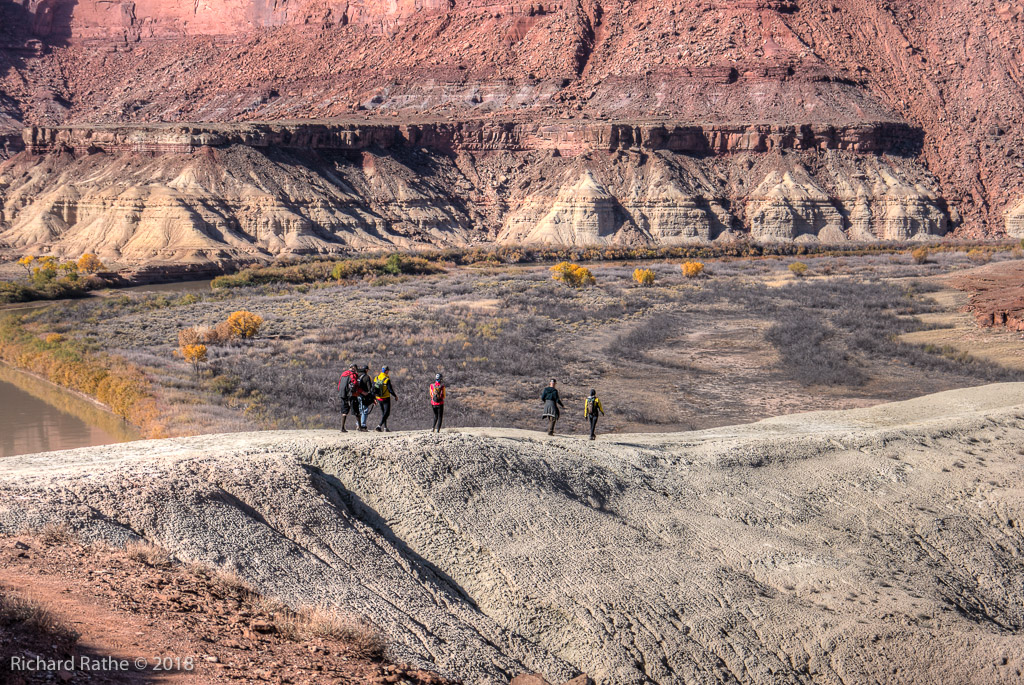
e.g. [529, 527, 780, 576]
[589, 435, 596, 440]
[383, 427, 391, 432]
[341, 428, 348, 433]
[375, 426, 383, 432]
[547, 431, 554, 436]
[358, 426, 367, 432]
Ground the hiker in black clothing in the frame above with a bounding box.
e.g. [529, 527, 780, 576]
[541, 378, 565, 436]
[429, 373, 446, 433]
[584, 389, 604, 441]
[357, 365, 374, 431]
[337, 363, 359, 433]
[373, 365, 398, 432]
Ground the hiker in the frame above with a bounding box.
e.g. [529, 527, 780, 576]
[337, 363, 360, 433]
[357, 365, 374, 431]
[373, 365, 398, 432]
[429, 373, 446, 432]
[541, 378, 565, 436]
[584, 389, 604, 440]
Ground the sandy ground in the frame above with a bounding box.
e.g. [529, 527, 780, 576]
[1, 384, 1024, 684]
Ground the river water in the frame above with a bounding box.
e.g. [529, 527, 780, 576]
[0, 281, 211, 458]
[0, 364, 139, 458]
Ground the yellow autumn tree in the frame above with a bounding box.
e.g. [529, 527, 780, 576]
[550, 261, 596, 288]
[632, 268, 656, 287]
[180, 343, 208, 376]
[16, 255, 35, 276]
[681, 261, 705, 278]
[227, 310, 264, 339]
[77, 253, 106, 274]
[30, 256, 59, 286]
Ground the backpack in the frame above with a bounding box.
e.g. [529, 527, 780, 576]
[347, 373, 360, 396]
[373, 376, 387, 396]
[430, 383, 444, 403]
[586, 397, 598, 415]
[340, 371, 356, 397]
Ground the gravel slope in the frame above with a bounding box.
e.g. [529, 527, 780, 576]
[2, 384, 1024, 684]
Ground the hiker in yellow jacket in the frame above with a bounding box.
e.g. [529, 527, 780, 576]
[584, 389, 604, 441]
[373, 366, 398, 432]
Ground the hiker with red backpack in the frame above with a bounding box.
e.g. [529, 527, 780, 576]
[337, 364, 360, 433]
[429, 373, 446, 432]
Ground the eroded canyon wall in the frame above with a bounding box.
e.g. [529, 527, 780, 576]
[0, 121, 948, 264]
[1, 0, 1020, 261]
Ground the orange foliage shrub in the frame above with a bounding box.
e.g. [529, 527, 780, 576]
[178, 327, 202, 347]
[180, 343, 208, 376]
[227, 311, 264, 339]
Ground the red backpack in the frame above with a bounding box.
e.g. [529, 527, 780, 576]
[340, 370, 359, 396]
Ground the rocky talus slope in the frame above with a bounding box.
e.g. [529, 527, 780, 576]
[2, 384, 1024, 684]
[2, 1, 1022, 263]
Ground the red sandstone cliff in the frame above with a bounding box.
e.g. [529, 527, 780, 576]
[0, 1, 1021, 261]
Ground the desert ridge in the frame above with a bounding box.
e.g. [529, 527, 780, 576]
[2, 384, 1023, 683]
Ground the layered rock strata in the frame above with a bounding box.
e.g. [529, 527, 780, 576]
[21, 121, 925, 157]
[2, 0, 1021, 243]
[0, 122, 950, 263]
[1005, 199, 1024, 238]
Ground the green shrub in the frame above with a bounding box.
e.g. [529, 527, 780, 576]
[212, 254, 445, 289]
[0, 281, 34, 304]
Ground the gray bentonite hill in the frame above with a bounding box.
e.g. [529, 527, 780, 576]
[2, 384, 1023, 684]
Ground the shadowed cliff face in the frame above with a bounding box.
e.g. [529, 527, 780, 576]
[0, 1, 1020, 259]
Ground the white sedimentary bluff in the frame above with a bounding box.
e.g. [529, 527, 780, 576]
[0, 130, 953, 265]
[746, 171, 846, 243]
[1005, 198, 1024, 238]
[0, 147, 471, 264]
[746, 167, 947, 243]
[623, 170, 734, 245]
[508, 171, 638, 246]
